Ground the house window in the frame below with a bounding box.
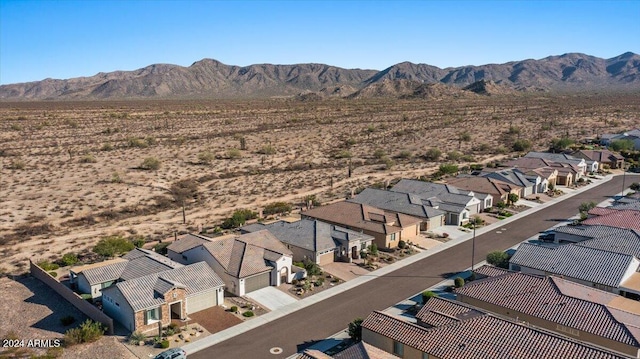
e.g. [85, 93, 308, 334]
[390, 233, 397, 241]
[393, 341, 404, 356]
[145, 307, 161, 324]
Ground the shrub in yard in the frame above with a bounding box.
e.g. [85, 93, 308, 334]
[128, 331, 146, 345]
[49, 271, 58, 278]
[59, 253, 79, 266]
[64, 320, 105, 346]
[60, 315, 76, 326]
[92, 235, 135, 257]
[348, 318, 364, 341]
[230, 306, 238, 313]
[398, 240, 407, 249]
[221, 209, 258, 229]
[303, 260, 322, 276]
[454, 277, 465, 288]
[154, 242, 170, 255]
[486, 251, 511, 269]
[160, 340, 170, 348]
[242, 311, 254, 317]
[37, 260, 59, 271]
[422, 290, 439, 304]
[368, 243, 378, 256]
[630, 182, 640, 191]
[314, 278, 325, 287]
[140, 157, 161, 170]
[263, 202, 292, 216]
[130, 235, 146, 248]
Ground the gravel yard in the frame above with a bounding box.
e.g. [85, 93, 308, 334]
[0, 275, 135, 359]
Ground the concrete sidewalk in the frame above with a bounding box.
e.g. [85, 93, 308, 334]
[182, 174, 614, 356]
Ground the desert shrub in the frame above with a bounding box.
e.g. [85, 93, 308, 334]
[128, 331, 146, 345]
[49, 271, 58, 278]
[60, 315, 76, 326]
[487, 251, 510, 269]
[9, 159, 26, 170]
[550, 137, 575, 152]
[221, 209, 258, 229]
[438, 163, 459, 175]
[100, 143, 114, 151]
[227, 148, 242, 159]
[579, 201, 597, 213]
[64, 320, 105, 346]
[334, 150, 352, 159]
[257, 144, 276, 155]
[368, 243, 378, 256]
[398, 240, 407, 249]
[461, 154, 476, 162]
[397, 150, 412, 159]
[160, 340, 170, 348]
[610, 139, 635, 152]
[348, 318, 364, 341]
[242, 311, 254, 317]
[512, 139, 532, 152]
[111, 172, 122, 183]
[314, 277, 325, 286]
[93, 235, 135, 257]
[59, 253, 78, 266]
[454, 277, 465, 288]
[381, 156, 395, 169]
[230, 306, 238, 313]
[424, 148, 442, 161]
[507, 193, 519, 205]
[198, 151, 214, 165]
[145, 137, 157, 146]
[630, 182, 640, 191]
[127, 137, 149, 148]
[303, 259, 323, 276]
[422, 290, 438, 304]
[130, 235, 146, 248]
[79, 154, 97, 163]
[447, 151, 462, 162]
[373, 148, 385, 159]
[140, 157, 161, 170]
[263, 202, 292, 215]
[37, 260, 59, 271]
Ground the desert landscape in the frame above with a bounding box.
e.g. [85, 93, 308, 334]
[1, 93, 639, 275]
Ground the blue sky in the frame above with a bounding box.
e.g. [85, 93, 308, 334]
[1, 0, 638, 85]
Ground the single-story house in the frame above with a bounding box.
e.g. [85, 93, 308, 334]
[552, 224, 636, 244]
[361, 298, 629, 359]
[241, 219, 374, 265]
[583, 208, 640, 231]
[573, 149, 625, 169]
[447, 176, 521, 206]
[102, 262, 224, 334]
[70, 248, 183, 299]
[167, 230, 296, 296]
[455, 271, 640, 357]
[601, 129, 640, 150]
[474, 168, 539, 197]
[502, 156, 577, 186]
[349, 188, 446, 230]
[524, 151, 594, 174]
[390, 179, 483, 216]
[301, 201, 422, 249]
[298, 342, 396, 359]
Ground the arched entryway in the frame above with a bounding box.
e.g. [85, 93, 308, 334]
[279, 267, 288, 284]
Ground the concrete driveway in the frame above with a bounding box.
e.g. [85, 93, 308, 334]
[244, 286, 298, 311]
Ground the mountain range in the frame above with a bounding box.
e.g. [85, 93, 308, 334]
[1, 52, 638, 100]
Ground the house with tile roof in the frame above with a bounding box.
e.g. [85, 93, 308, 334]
[473, 167, 541, 197]
[583, 208, 640, 231]
[509, 241, 640, 298]
[553, 224, 638, 244]
[525, 151, 595, 174]
[301, 201, 423, 249]
[361, 298, 630, 359]
[601, 129, 640, 150]
[446, 175, 521, 207]
[503, 156, 579, 186]
[297, 341, 397, 359]
[167, 230, 295, 296]
[573, 149, 625, 169]
[389, 179, 484, 224]
[241, 219, 374, 265]
[455, 271, 640, 357]
[612, 198, 640, 211]
[102, 261, 224, 334]
[349, 188, 448, 228]
[69, 248, 184, 299]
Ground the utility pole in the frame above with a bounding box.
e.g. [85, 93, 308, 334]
[471, 219, 477, 272]
[621, 160, 627, 198]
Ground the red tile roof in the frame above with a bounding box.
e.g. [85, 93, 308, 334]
[584, 209, 640, 231]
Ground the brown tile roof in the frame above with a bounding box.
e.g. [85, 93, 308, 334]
[302, 201, 421, 235]
[167, 233, 212, 254]
[203, 230, 292, 278]
[584, 209, 640, 231]
[455, 272, 640, 347]
[575, 150, 624, 163]
[472, 264, 512, 279]
[446, 176, 518, 199]
[362, 308, 629, 359]
[416, 296, 484, 327]
[333, 342, 399, 359]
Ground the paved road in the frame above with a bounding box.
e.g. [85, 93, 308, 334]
[191, 175, 639, 359]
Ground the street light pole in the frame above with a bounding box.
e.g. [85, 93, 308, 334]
[622, 160, 627, 198]
[471, 220, 476, 272]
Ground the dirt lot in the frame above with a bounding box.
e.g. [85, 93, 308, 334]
[0, 275, 135, 359]
[1, 95, 639, 275]
[187, 306, 242, 334]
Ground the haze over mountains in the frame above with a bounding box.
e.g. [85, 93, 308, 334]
[1, 52, 638, 100]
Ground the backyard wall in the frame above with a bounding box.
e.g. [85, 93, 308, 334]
[29, 260, 114, 334]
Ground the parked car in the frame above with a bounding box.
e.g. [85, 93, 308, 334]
[154, 348, 186, 359]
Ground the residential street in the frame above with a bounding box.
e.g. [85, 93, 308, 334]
[190, 175, 639, 359]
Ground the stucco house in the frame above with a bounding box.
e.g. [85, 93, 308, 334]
[102, 262, 224, 334]
[502, 156, 576, 186]
[390, 179, 484, 222]
[447, 176, 521, 206]
[473, 168, 539, 197]
[302, 201, 422, 249]
[167, 230, 296, 296]
[525, 151, 594, 174]
[573, 149, 625, 169]
[601, 129, 640, 151]
[241, 219, 374, 265]
[70, 248, 183, 299]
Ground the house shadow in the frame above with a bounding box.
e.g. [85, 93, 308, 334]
[297, 338, 343, 353]
[18, 275, 88, 334]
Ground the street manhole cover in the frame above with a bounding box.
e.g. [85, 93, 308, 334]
[270, 347, 283, 355]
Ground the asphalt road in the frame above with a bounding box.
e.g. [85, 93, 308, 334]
[191, 174, 639, 359]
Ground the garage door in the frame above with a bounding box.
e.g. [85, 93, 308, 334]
[187, 291, 216, 314]
[244, 272, 271, 293]
[318, 251, 334, 266]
